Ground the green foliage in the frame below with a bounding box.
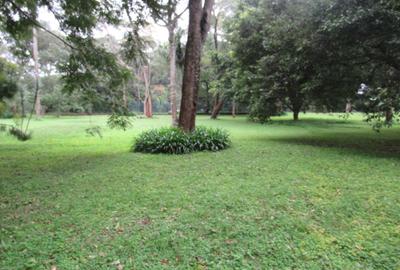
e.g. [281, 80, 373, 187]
[85, 125, 103, 138]
[0, 123, 32, 141]
[0, 57, 19, 100]
[0, 0, 163, 129]
[133, 126, 231, 154]
[107, 113, 133, 131]
[8, 126, 31, 141]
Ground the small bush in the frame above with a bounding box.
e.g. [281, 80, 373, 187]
[133, 126, 231, 154]
[9, 127, 32, 141]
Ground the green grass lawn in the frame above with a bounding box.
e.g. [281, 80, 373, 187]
[1, 114, 399, 269]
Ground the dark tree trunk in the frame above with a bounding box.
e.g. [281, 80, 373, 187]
[178, 0, 214, 132]
[205, 82, 210, 114]
[211, 94, 224, 119]
[289, 91, 302, 121]
[293, 109, 300, 121]
[385, 108, 393, 123]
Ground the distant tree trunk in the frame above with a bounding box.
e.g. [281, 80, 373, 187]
[211, 94, 223, 119]
[168, 25, 178, 125]
[345, 99, 352, 113]
[232, 101, 236, 118]
[210, 9, 224, 120]
[122, 86, 128, 109]
[178, 0, 214, 132]
[293, 110, 299, 121]
[211, 98, 224, 119]
[20, 88, 25, 117]
[385, 108, 393, 123]
[142, 66, 152, 118]
[289, 89, 302, 121]
[204, 81, 210, 114]
[32, 27, 41, 117]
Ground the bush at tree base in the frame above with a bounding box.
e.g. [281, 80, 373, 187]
[133, 126, 231, 154]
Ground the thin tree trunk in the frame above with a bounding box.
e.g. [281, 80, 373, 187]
[232, 101, 236, 118]
[123, 86, 128, 109]
[345, 99, 352, 113]
[210, 9, 223, 120]
[205, 82, 210, 114]
[168, 26, 178, 126]
[142, 66, 152, 118]
[178, 0, 214, 132]
[20, 88, 25, 117]
[213, 14, 219, 51]
[32, 27, 41, 117]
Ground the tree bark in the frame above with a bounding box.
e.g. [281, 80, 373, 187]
[345, 101, 352, 113]
[385, 108, 393, 123]
[293, 109, 300, 121]
[232, 101, 236, 118]
[211, 93, 223, 119]
[32, 27, 41, 117]
[178, 0, 214, 132]
[168, 25, 178, 125]
[142, 66, 152, 118]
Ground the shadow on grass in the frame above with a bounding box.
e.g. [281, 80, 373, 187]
[270, 131, 400, 159]
[269, 118, 361, 129]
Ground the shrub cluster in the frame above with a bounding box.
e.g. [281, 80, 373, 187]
[133, 126, 231, 154]
[0, 124, 32, 141]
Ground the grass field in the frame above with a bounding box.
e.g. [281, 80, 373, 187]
[0, 114, 399, 269]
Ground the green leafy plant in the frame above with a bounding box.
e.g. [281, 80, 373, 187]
[85, 126, 103, 138]
[0, 124, 32, 141]
[133, 126, 231, 154]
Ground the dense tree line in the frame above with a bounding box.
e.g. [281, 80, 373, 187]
[0, 0, 399, 131]
[227, 0, 400, 126]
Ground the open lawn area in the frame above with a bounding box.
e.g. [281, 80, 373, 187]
[0, 114, 399, 269]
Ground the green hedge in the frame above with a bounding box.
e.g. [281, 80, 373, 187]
[133, 126, 231, 154]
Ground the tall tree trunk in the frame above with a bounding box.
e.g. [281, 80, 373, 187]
[210, 10, 223, 120]
[232, 101, 236, 118]
[32, 27, 41, 117]
[178, 0, 214, 132]
[142, 66, 152, 118]
[168, 26, 178, 126]
[211, 94, 223, 119]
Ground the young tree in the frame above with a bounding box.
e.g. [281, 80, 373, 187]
[155, 0, 187, 125]
[32, 26, 41, 117]
[142, 65, 153, 118]
[178, 0, 214, 132]
[0, 0, 161, 128]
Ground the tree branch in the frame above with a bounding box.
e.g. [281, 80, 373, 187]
[7, 0, 76, 50]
